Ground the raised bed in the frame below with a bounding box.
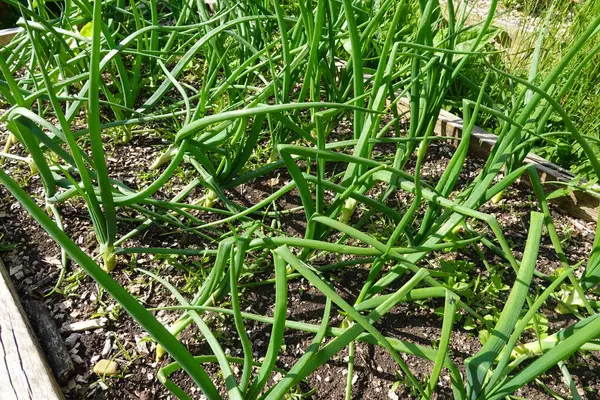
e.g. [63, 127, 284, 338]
[1, 16, 599, 398]
[0, 259, 64, 400]
[1, 100, 597, 397]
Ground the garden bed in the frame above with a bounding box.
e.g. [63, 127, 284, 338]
[1, 126, 599, 399]
[2, 1, 600, 399]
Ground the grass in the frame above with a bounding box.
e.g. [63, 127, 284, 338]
[449, 0, 600, 179]
[0, 0, 600, 398]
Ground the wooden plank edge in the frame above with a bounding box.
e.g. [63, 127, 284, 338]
[0, 258, 65, 400]
[0, 27, 22, 46]
[396, 98, 599, 222]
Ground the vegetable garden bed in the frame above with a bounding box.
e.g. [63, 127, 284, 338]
[1, 1, 600, 399]
[1, 135, 598, 399]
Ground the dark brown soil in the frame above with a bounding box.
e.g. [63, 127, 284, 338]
[1, 116, 599, 400]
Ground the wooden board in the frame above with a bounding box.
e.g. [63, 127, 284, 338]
[0, 27, 21, 46]
[0, 259, 64, 400]
[396, 98, 600, 222]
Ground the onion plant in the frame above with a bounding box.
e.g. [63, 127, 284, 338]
[1, 0, 599, 399]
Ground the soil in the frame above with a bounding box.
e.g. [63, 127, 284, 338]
[1, 108, 599, 399]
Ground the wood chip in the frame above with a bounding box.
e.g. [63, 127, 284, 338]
[61, 318, 108, 332]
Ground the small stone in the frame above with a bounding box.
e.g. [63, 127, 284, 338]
[388, 390, 399, 400]
[64, 333, 81, 347]
[9, 264, 23, 276]
[101, 338, 112, 357]
[44, 257, 61, 267]
[138, 390, 152, 400]
[136, 340, 149, 355]
[58, 300, 73, 310]
[71, 354, 84, 364]
[93, 359, 119, 376]
[269, 177, 280, 187]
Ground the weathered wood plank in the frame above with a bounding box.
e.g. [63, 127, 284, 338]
[0, 259, 64, 400]
[396, 99, 600, 222]
[0, 27, 21, 46]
